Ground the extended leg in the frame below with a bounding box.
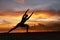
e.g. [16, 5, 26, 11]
[7, 26, 18, 33]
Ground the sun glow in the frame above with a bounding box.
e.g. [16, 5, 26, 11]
[38, 13, 51, 18]
[31, 12, 52, 19]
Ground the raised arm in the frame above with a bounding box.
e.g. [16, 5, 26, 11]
[27, 11, 34, 20]
[23, 9, 29, 17]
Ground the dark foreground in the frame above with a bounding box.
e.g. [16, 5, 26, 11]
[0, 32, 60, 40]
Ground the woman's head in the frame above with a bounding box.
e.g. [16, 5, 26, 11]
[25, 15, 28, 17]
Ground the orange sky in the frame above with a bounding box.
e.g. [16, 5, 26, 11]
[0, 11, 59, 25]
[0, 0, 60, 33]
[0, 11, 55, 18]
[0, 11, 60, 33]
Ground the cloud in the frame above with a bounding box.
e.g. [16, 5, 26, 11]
[0, 0, 60, 12]
[2, 20, 11, 24]
[13, 0, 24, 3]
[28, 15, 60, 22]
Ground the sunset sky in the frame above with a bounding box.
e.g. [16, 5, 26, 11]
[0, 0, 60, 33]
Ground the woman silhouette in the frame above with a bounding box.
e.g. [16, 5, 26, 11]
[8, 9, 34, 33]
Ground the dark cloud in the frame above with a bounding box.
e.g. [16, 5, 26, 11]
[0, 0, 60, 12]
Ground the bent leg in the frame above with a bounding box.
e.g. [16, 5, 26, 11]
[26, 25, 29, 33]
[24, 24, 29, 33]
[7, 26, 18, 33]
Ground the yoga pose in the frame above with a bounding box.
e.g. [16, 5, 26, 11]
[8, 9, 34, 33]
